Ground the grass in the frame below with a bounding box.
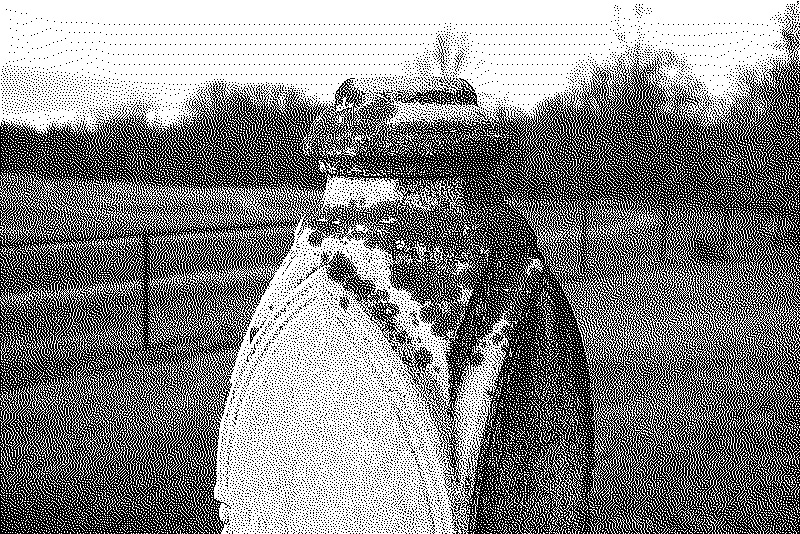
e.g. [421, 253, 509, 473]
[2, 174, 797, 532]
[2, 256, 798, 534]
[566, 258, 799, 533]
[1, 174, 665, 381]
[2, 173, 660, 247]
[0, 173, 322, 246]
[1, 343, 233, 534]
[0, 265, 280, 392]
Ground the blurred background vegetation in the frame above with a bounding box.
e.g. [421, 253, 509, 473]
[1, 82, 327, 189]
[1, 7, 797, 533]
[1, 3, 797, 210]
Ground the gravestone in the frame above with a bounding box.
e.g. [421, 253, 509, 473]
[215, 77, 595, 534]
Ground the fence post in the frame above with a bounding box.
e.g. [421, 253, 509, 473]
[660, 199, 669, 267]
[578, 199, 588, 280]
[142, 234, 151, 352]
[771, 208, 788, 251]
[720, 204, 732, 260]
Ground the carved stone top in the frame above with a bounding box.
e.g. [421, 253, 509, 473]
[303, 77, 507, 178]
[333, 77, 479, 107]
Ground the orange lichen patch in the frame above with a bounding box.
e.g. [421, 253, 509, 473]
[310, 201, 488, 347]
[327, 251, 377, 300]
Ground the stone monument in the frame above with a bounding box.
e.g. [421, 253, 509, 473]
[215, 76, 595, 534]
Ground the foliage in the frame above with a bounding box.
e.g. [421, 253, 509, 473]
[499, 3, 796, 212]
[410, 26, 471, 78]
[716, 2, 800, 210]
[1, 6, 796, 207]
[1, 81, 326, 188]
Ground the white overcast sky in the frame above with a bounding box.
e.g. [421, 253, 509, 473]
[1, 1, 794, 128]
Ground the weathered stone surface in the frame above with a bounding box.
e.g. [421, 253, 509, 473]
[303, 77, 507, 177]
[217, 76, 593, 534]
[335, 77, 479, 107]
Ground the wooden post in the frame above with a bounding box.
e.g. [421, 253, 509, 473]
[142, 235, 151, 352]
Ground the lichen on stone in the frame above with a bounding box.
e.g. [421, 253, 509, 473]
[303, 76, 507, 179]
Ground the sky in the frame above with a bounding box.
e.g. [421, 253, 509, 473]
[1, 1, 795, 129]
